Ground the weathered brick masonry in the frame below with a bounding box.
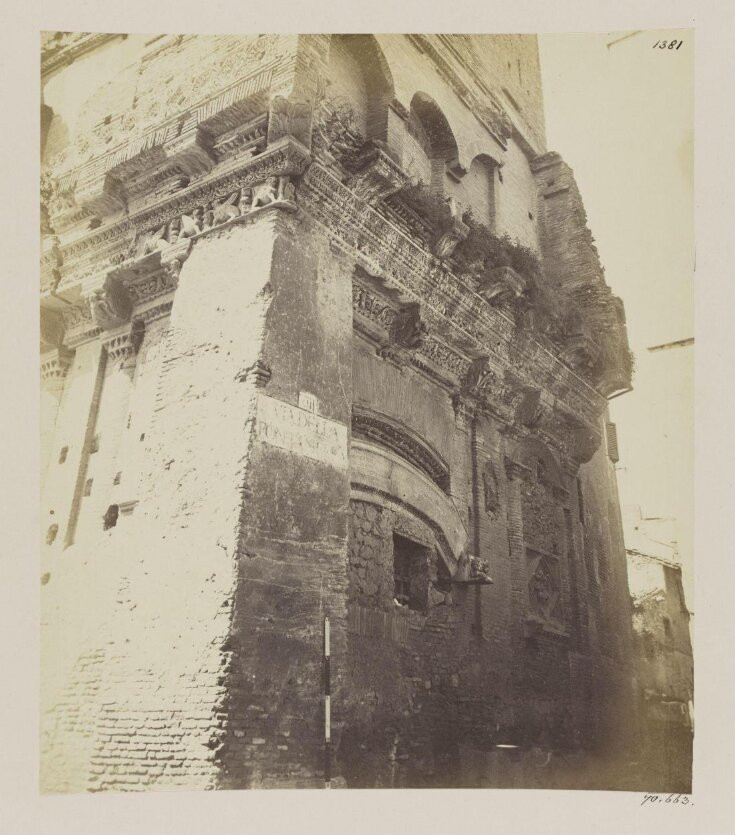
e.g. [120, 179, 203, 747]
[41, 33, 636, 790]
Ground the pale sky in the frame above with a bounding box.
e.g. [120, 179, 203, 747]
[539, 31, 694, 604]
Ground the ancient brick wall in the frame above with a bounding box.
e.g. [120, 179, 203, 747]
[40, 33, 637, 792]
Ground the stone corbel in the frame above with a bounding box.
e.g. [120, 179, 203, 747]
[75, 170, 127, 218]
[434, 200, 469, 258]
[478, 266, 527, 306]
[83, 272, 133, 331]
[561, 332, 601, 376]
[379, 302, 428, 365]
[544, 406, 602, 466]
[41, 236, 64, 294]
[461, 356, 496, 400]
[453, 549, 493, 585]
[346, 144, 410, 205]
[514, 386, 554, 430]
[567, 424, 601, 465]
[159, 238, 193, 284]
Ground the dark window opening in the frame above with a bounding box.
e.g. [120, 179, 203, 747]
[113, 471, 122, 485]
[103, 504, 119, 531]
[663, 616, 672, 639]
[90, 434, 100, 454]
[46, 524, 59, 545]
[58, 446, 68, 464]
[83, 478, 93, 497]
[393, 534, 429, 612]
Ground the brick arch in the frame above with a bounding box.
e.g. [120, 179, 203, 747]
[509, 435, 562, 487]
[451, 153, 498, 228]
[327, 35, 394, 141]
[404, 92, 461, 193]
[409, 92, 459, 162]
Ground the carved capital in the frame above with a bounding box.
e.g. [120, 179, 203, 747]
[237, 359, 272, 388]
[102, 325, 138, 366]
[41, 347, 73, 384]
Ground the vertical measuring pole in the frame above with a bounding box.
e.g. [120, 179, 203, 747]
[324, 616, 331, 789]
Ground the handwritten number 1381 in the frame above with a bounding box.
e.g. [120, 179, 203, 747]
[653, 40, 684, 49]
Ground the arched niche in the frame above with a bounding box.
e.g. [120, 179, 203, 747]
[451, 153, 498, 230]
[326, 35, 394, 142]
[404, 92, 460, 194]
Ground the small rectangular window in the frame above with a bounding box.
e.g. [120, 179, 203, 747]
[393, 534, 429, 612]
[83, 478, 93, 497]
[58, 446, 68, 464]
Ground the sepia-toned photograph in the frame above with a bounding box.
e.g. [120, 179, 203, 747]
[39, 30, 694, 795]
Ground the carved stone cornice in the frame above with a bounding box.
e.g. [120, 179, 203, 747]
[48, 138, 310, 298]
[300, 163, 607, 433]
[46, 64, 277, 220]
[42, 33, 120, 77]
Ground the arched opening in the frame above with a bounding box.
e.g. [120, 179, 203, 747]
[452, 154, 498, 231]
[404, 93, 459, 195]
[326, 35, 393, 142]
